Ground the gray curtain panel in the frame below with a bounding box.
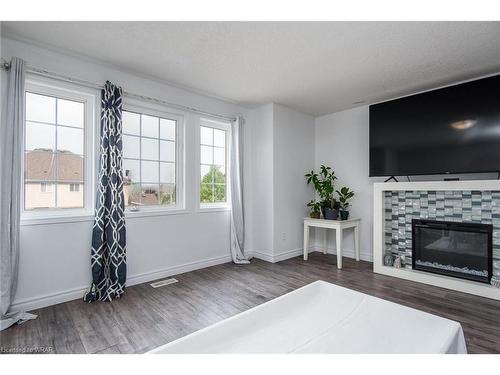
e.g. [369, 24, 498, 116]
[0, 57, 36, 331]
[84, 81, 127, 303]
[230, 117, 250, 264]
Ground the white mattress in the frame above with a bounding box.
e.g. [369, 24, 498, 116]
[149, 280, 467, 354]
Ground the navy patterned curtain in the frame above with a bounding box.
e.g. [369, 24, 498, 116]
[84, 81, 126, 303]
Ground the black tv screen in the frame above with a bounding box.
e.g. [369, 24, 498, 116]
[369, 75, 500, 177]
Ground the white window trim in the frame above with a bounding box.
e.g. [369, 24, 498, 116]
[122, 99, 186, 216]
[198, 117, 231, 211]
[21, 77, 98, 226]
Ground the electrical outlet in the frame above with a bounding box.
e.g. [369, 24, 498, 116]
[282, 232, 286, 241]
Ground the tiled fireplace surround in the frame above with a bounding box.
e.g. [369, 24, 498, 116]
[373, 181, 500, 300]
[384, 190, 500, 285]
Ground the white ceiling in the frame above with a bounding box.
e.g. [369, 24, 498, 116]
[2, 21, 500, 116]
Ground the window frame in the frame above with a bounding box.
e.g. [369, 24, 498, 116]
[198, 117, 231, 211]
[21, 78, 98, 225]
[121, 101, 186, 216]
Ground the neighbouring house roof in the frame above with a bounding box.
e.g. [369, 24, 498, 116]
[25, 149, 83, 183]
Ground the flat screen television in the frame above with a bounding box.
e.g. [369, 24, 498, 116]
[369, 74, 500, 177]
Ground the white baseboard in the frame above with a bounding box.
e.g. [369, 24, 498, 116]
[11, 286, 90, 313]
[250, 248, 304, 263]
[126, 255, 232, 286]
[11, 246, 372, 312]
[310, 245, 373, 262]
[273, 248, 304, 262]
[250, 250, 274, 263]
[11, 254, 232, 312]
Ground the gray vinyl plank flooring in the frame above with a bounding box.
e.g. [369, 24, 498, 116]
[1, 253, 499, 354]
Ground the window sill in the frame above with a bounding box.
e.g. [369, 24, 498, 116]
[21, 213, 94, 226]
[198, 204, 231, 213]
[20, 207, 190, 225]
[125, 207, 189, 219]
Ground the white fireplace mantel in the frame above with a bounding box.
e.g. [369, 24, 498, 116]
[373, 179, 500, 301]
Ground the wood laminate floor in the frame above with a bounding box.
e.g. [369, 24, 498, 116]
[1, 253, 499, 354]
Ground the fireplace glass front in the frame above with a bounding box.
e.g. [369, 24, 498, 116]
[412, 219, 492, 284]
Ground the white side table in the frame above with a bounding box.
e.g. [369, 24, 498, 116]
[303, 217, 361, 269]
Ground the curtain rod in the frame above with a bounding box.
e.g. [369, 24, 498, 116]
[1, 58, 238, 122]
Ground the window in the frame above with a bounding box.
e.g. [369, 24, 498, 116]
[122, 109, 181, 209]
[200, 120, 229, 206]
[40, 182, 53, 193]
[24, 90, 87, 211]
[22, 80, 96, 223]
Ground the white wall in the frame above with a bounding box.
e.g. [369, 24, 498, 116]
[246, 103, 274, 259]
[245, 103, 315, 262]
[273, 104, 315, 259]
[314, 107, 375, 261]
[1, 36, 253, 311]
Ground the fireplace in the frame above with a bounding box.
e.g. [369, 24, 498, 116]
[412, 219, 493, 284]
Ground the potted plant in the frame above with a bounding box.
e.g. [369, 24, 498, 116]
[327, 198, 341, 220]
[305, 165, 338, 220]
[306, 200, 321, 219]
[336, 186, 355, 220]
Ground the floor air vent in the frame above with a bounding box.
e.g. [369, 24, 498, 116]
[150, 278, 178, 288]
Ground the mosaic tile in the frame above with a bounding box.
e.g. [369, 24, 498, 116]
[482, 201, 492, 210]
[384, 190, 500, 284]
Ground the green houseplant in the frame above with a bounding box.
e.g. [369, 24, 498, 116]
[336, 186, 355, 220]
[305, 165, 339, 219]
[306, 200, 321, 219]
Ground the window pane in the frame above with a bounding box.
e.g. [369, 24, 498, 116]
[57, 127, 83, 155]
[141, 114, 159, 138]
[201, 145, 213, 164]
[214, 184, 226, 202]
[200, 165, 212, 184]
[160, 119, 176, 140]
[160, 183, 176, 205]
[200, 183, 213, 203]
[124, 183, 141, 206]
[25, 150, 56, 183]
[214, 166, 226, 184]
[123, 111, 141, 135]
[141, 184, 159, 205]
[213, 147, 225, 166]
[213, 129, 226, 148]
[160, 162, 175, 184]
[123, 135, 140, 159]
[57, 183, 83, 208]
[26, 92, 56, 123]
[24, 90, 89, 212]
[25, 122, 55, 151]
[141, 160, 159, 183]
[141, 137, 159, 160]
[160, 140, 175, 162]
[25, 182, 55, 210]
[57, 99, 84, 127]
[200, 126, 213, 145]
[110, 111, 180, 209]
[123, 159, 140, 184]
